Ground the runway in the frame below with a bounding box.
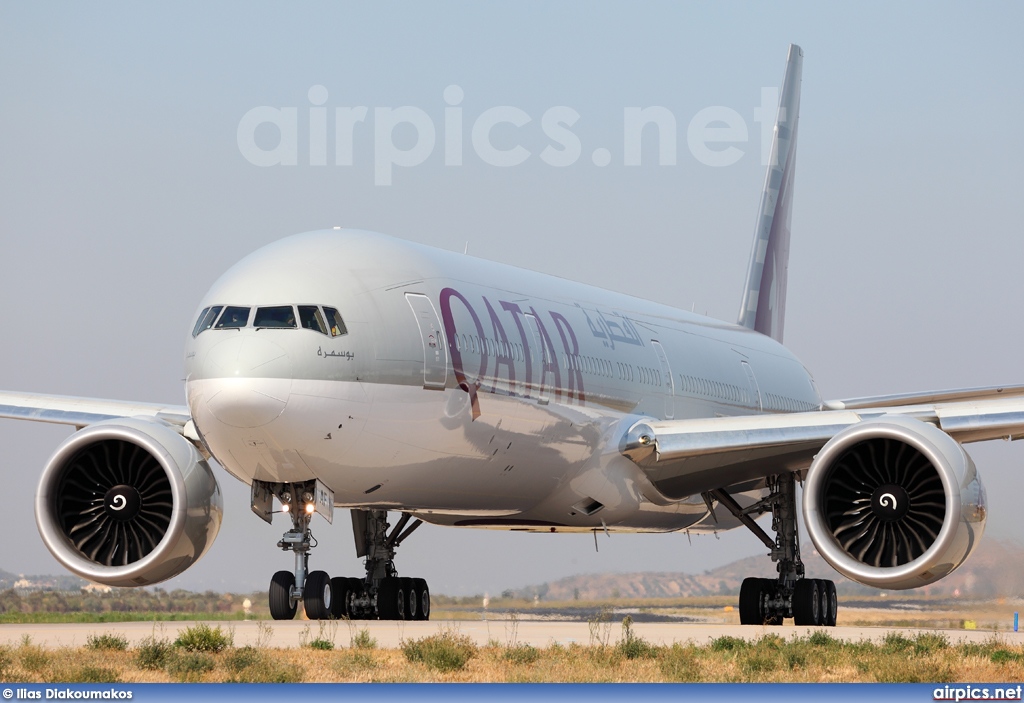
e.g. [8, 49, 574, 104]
[2, 619, 1022, 649]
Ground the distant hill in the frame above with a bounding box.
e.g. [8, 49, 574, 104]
[509, 538, 1024, 601]
[0, 568, 87, 592]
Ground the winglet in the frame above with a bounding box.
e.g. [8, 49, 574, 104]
[737, 44, 803, 342]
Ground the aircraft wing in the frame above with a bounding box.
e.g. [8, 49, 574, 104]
[0, 391, 194, 436]
[622, 389, 1024, 500]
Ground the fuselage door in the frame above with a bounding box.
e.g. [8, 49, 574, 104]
[651, 340, 675, 419]
[523, 312, 550, 404]
[405, 293, 448, 390]
[740, 360, 762, 412]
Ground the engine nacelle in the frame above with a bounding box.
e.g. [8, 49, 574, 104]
[803, 416, 986, 590]
[35, 417, 223, 587]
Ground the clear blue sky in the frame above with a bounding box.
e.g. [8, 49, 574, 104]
[1, 2, 1022, 594]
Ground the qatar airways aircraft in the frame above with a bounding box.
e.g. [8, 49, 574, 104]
[0, 45, 1009, 626]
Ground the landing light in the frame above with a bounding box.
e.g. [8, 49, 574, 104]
[281, 504, 290, 513]
[305, 503, 315, 514]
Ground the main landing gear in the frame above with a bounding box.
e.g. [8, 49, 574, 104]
[338, 509, 431, 621]
[257, 479, 430, 621]
[710, 473, 837, 627]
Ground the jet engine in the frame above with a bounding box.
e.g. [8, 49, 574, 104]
[35, 417, 222, 587]
[803, 415, 986, 590]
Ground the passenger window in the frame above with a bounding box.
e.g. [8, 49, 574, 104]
[324, 307, 348, 337]
[298, 305, 328, 334]
[255, 306, 297, 328]
[215, 306, 250, 329]
[192, 306, 223, 337]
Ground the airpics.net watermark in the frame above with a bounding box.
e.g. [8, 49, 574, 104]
[236, 85, 786, 186]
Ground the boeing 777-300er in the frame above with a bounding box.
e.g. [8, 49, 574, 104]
[0, 45, 1007, 626]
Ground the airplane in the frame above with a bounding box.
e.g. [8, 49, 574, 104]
[0, 44, 1008, 626]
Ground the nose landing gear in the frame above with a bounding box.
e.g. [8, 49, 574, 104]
[253, 479, 338, 621]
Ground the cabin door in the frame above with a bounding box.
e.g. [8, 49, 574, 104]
[651, 340, 675, 419]
[405, 293, 448, 390]
[740, 360, 762, 411]
[523, 313, 550, 404]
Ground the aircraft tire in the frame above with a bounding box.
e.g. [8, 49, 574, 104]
[739, 577, 763, 625]
[377, 577, 405, 620]
[269, 570, 297, 621]
[399, 577, 415, 620]
[303, 570, 333, 620]
[792, 579, 821, 626]
[330, 576, 353, 619]
[413, 578, 430, 620]
[823, 580, 838, 627]
[760, 578, 783, 625]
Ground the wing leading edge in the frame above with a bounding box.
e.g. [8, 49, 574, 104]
[0, 391, 193, 435]
[622, 390, 1024, 500]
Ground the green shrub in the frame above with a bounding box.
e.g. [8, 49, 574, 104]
[59, 665, 121, 683]
[19, 644, 49, 673]
[913, 633, 949, 654]
[783, 646, 808, 670]
[753, 633, 785, 650]
[166, 651, 215, 682]
[504, 644, 540, 665]
[135, 636, 173, 670]
[659, 644, 701, 682]
[881, 632, 913, 653]
[86, 632, 128, 651]
[224, 646, 301, 683]
[618, 617, 657, 660]
[960, 641, 998, 658]
[352, 629, 376, 650]
[710, 636, 748, 652]
[307, 638, 334, 650]
[991, 649, 1024, 664]
[807, 630, 838, 648]
[225, 645, 263, 673]
[401, 630, 477, 672]
[174, 624, 232, 653]
[335, 650, 377, 678]
[741, 652, 779, 676]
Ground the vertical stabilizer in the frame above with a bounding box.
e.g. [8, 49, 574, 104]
[737, 44, 802, 342]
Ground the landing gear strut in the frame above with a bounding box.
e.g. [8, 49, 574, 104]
[713, 473, 837, 627]
[263, 481, 335, 621]
[341, 509, 431, 621]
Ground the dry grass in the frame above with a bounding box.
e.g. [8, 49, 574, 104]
[2, 628, 1024, 682]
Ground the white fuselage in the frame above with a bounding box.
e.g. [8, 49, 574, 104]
[183, 230, 821, 533]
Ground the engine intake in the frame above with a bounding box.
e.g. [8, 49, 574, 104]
[803, 416, 986, 590]
[36, 418, 222, 587]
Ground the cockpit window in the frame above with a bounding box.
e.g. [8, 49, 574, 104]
[254, 305, 297, 328]
[191, 306, 223, 337]
[193, 303, 344, 336]
[324, 307, 348, 337]
[215, 306, 250, 329]
[298, 305, 328, 335]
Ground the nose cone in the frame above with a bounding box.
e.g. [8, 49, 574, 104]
[202, 336, 292, 428]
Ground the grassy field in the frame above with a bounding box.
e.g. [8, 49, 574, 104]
[2, 621, 1024, 683]
[0, 611, 248, 624]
